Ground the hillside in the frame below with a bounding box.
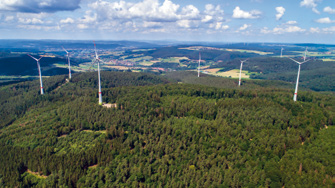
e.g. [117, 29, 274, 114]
[210, 57, 335, 92]
[0, 71, 334, 187]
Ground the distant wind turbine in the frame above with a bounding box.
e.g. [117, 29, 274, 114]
[62, 47, 72, 80]
[198, 52, 201, 77]
[303, 47, 308, 61]
[281, 47, 284, 58]
[28, 54, 44, 95]
[288, 57, 309, 102]
[238, 59, 248, 86]
[93, 41, 103, 105]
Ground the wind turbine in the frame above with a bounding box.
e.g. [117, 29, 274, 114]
[28, 54, 44, 95]
[62, 47, 72, 80]
[303, 47, 308, 61]
[238, 59, 248, 86]
[198, 52, 201, 77]
[281, 47, 284, 58]
[288, 57, 309, 102]
[93, 41, 103, 105]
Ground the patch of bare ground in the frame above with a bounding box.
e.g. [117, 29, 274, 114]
[88, 164, 98, 169]
[102, 103, 117, 108]
[58, 134, 68, 138]
[27, 169, 48, 179]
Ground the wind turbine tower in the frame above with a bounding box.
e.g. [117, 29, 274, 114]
[288, 56, 309, 102]
[93, 41, 103, 105]
[281, 47, 284, 58]
[238, 59, 248, 86]
[62, 47, 72, 79]
[28, 54, 44, 95]
[303, 47, 308, 61]
[198, 52, 201, 77]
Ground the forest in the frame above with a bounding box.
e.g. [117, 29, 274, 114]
[0, 71, 334, 187]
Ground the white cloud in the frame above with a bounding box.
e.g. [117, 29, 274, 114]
[286, 21, 297, 25]
[232, 6, 261, 19]
[142, 21, 163, 28]
[77, 24, 88, 29]
[177, 19, 191, 28]
[300, 0, 320, 14]
[90, 0, 181, 22]
[5, 15, 14, 21]
[316, 17, 335, 24]
[261, 25, 306, 34]
[60, 18, 74, 24]
[203, 4, 224, 23]
[209, 22, 229, 30]
[201, 15, 213, 23]
[0, 0, 81, 13]
[322, 26, 335, 33]
[275, 7, 285, 20]
[310, 27, 320, 33]
[239, 24, 250, 31]
[181, 5, 200, 20]
[324, 6, 335, 14]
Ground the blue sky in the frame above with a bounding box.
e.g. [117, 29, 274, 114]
[0, 0, 335, 43]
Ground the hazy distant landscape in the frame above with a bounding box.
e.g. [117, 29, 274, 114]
[1, 40, 334, 91]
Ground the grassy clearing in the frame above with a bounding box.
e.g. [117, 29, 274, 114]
[139, 61, 155, 66]
[322, 58, 335, 62]
[83, 130, 107, 134]
[26, 170, 48, 179]
[205, 68, 221, 73]
[224, 49, 273, 55]
[206, 69, 250, 78]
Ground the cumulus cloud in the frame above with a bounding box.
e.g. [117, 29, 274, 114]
[204, 4, 224, 22]
[324, 6, 335, 14]
[310, 27, 320, 33]
[275, 6, 285, 20]
[89, 0, 183, 22]
[232, 6, 261, 19]
[60, 18, 74, 24]
[261, 25, 306, 34]
[286, 21, 298, 25]
[239, 24, 250, 31]
[0, 0, 81, 13]
[316, 17, 335, 23]
[209, 22, 229, 30]
[322, 26, 335, 33]
[300, 0, 320, 14]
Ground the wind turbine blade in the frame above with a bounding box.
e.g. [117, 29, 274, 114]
[300, 59, 310, 64]
[27, 54, 38, 61]
[288, 57, 301, 64]
[38, 56, 43, 61]
[62, 46, 69, 53]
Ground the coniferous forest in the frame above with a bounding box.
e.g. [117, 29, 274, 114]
[0, 71, 334, 187]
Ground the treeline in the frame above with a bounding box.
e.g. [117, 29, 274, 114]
[0, 71, 334, 187]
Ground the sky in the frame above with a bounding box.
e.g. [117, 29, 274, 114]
[0, 0, 335, 43]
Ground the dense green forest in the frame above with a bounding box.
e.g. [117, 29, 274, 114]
[0, 71, 334, 187]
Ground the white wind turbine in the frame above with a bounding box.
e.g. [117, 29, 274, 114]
[93, 41, 103, 105]
[303, 47, 308, 61]
[288, 55, 309, 102]
[62, 46, 72, 80]
[28, 54, 44, 95]
[281, 47, 284, 58]
[238, 59, 248, 86]
[198, 52, 201, 77]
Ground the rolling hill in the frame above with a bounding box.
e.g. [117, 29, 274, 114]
[0, 71, 334, 187]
